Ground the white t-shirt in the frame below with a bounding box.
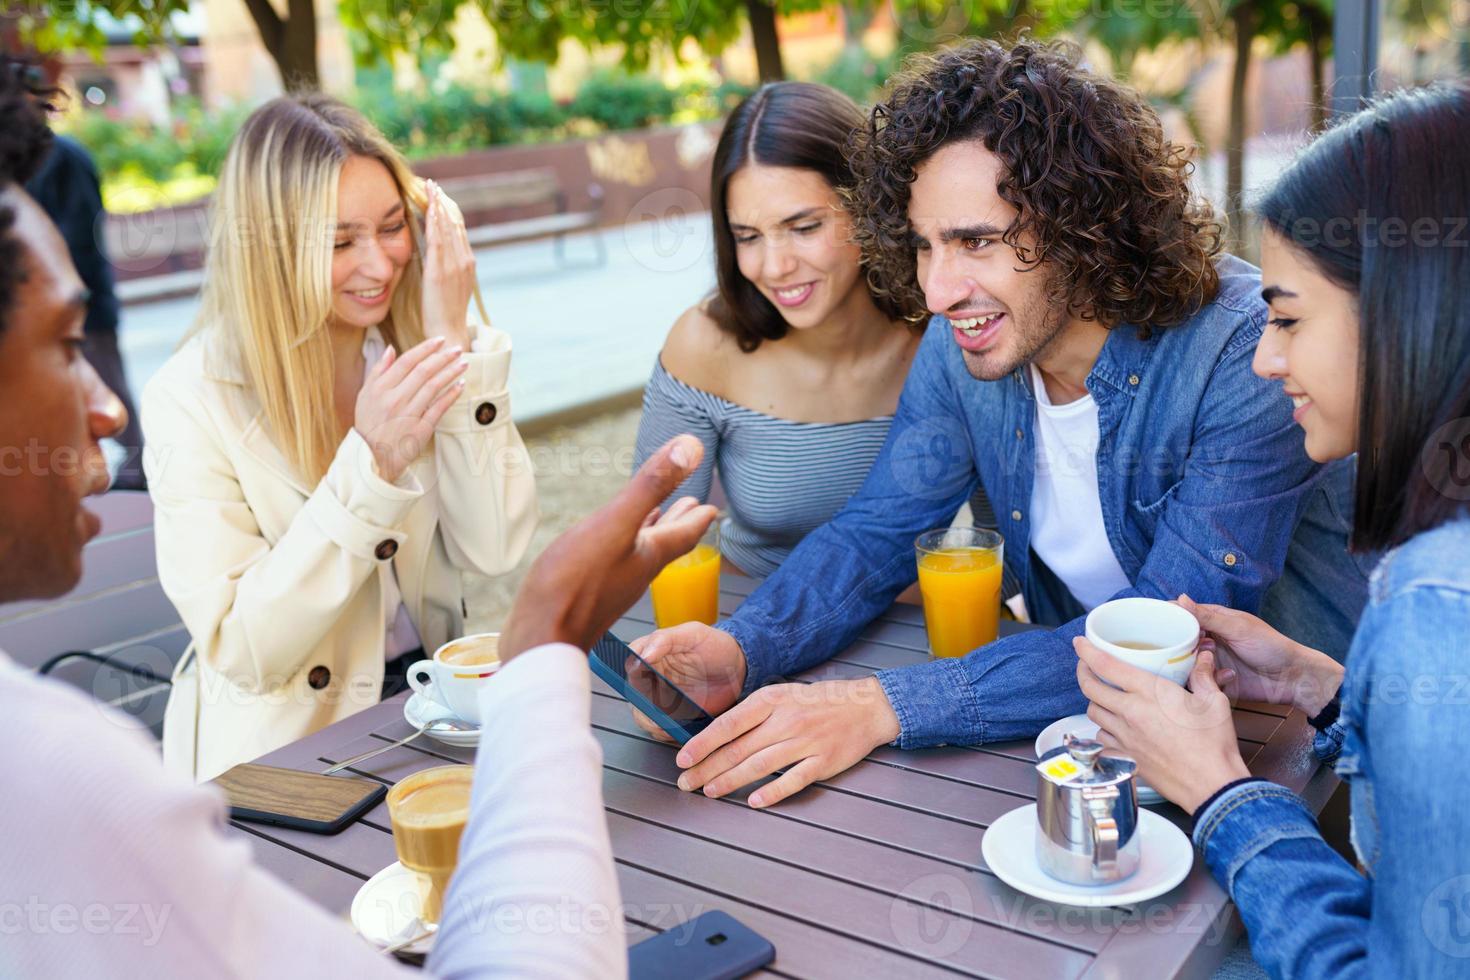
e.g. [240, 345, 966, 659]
[1027, 363, 1131, 611]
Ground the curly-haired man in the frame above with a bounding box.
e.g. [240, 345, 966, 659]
[632, 37, 1370, 809]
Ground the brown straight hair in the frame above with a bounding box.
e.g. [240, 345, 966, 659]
[706, 82, 909, 353]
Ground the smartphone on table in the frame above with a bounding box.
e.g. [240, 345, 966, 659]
[628, 910, 776, 979]
[212, 763, 386, 835]
[589, 631, 716, 744]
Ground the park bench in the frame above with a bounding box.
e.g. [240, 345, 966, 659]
[112, 166, 605, 305]
[435, 167, 605, 265]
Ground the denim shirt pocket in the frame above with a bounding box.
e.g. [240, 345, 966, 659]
[1335, 719, 1380, 874]
[1126, 478, 1185, 552]
[1131, 476, 1185, 517]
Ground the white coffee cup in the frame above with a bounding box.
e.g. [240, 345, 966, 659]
[406, 633, 502, 724]
[1084, 598, 1200, 686]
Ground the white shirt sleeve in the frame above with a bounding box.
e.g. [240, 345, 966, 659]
[429, 643, 627, 980]
[0, 656, 415, 980]
[0, 643, 622, 980]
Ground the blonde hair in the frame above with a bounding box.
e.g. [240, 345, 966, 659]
[192, 95, 442, 483]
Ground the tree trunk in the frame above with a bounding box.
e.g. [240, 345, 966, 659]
[242, 0, 321, 90]
[280, 0, 320, 90]
[745, 0, 786, 82]
[1227, 1, 1255, 252]
[843, 2, 875, 46]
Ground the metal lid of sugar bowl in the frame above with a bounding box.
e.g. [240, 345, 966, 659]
[1036, 735, 1137, 788]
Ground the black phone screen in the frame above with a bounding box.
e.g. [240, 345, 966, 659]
[590, 632, 715, 739]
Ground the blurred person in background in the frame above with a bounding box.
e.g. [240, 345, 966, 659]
[23, 60, 145, 490]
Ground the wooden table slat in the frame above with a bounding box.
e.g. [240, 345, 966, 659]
[0, 579, 181, 669]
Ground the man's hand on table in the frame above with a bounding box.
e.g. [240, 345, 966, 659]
[628, 623, 903, 808]
[671, 676, 901, 808]
[626, 623, 748, 741]
[499, 435, 717, 662]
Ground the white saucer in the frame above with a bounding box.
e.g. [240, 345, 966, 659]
[351, 861, 436, 954]
[404, 686, 481, 748]
[982, 804, 1194, 907]
[1035, 713, 1165, 806]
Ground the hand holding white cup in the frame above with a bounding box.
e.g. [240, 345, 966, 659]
[1083, 598, 1201, 686]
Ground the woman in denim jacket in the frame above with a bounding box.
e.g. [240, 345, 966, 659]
[1073, 81, 1470, 977]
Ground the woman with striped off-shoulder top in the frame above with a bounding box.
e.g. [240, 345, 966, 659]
[633, 82, 928, 577]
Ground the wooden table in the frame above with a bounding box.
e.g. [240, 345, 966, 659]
[230, 574, 1337, 978]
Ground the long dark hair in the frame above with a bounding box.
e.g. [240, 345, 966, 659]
[1255, 81, 1470, 552]
[707, 82, 909, 352]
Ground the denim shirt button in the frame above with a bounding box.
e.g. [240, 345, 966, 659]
[1224, 552, 1238, 567]
[1014, 428, 1023, 440]
[1128, 374, 1141, 386]
[1011, 510, 1023, 522]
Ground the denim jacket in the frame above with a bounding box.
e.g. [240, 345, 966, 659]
[1193, 516, 1470, 977]
[719, 255, 1370, 747]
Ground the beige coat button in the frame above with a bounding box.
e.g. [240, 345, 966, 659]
[308, 666, 331, 690]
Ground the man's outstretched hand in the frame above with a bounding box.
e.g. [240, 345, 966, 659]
[500, 435, 717, 662]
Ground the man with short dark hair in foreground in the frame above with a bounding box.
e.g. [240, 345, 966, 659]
[0, 61, 716, 979]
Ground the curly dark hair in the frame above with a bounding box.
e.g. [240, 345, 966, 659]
[0, 58, 58, 337]
[847, 36, 1223, 332]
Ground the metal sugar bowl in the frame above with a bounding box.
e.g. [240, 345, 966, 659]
[1035, 735, 1141, 885]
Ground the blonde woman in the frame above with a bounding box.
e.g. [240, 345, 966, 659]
[142, 95, 538, 780]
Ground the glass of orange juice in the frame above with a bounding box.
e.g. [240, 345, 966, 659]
[650, 521, 722, 630]
[915, 528, 1004, 659]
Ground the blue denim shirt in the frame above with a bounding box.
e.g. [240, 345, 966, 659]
[1193, 516, 1470, 977]
[719, 255, 1369, 747]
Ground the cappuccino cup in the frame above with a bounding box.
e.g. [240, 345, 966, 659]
[386, 765, 474, 925]
[1084, 598, 1200, 686]
[406, 633, 501, 724]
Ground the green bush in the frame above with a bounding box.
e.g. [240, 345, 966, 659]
[60, 97, 246, 182]
[354, 81, 574, 154]
[568, 69, 680, 131]
[809, 46, 899, 107]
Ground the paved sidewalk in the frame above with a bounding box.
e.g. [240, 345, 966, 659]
[116, 210, 716, 426]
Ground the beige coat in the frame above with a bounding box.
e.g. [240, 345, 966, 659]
[142, 325, 537, 781]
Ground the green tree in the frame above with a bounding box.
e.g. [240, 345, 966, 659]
[21, 0, 831, 93]
[341, 0, 836, 85]
[13, 0, 324, 89]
